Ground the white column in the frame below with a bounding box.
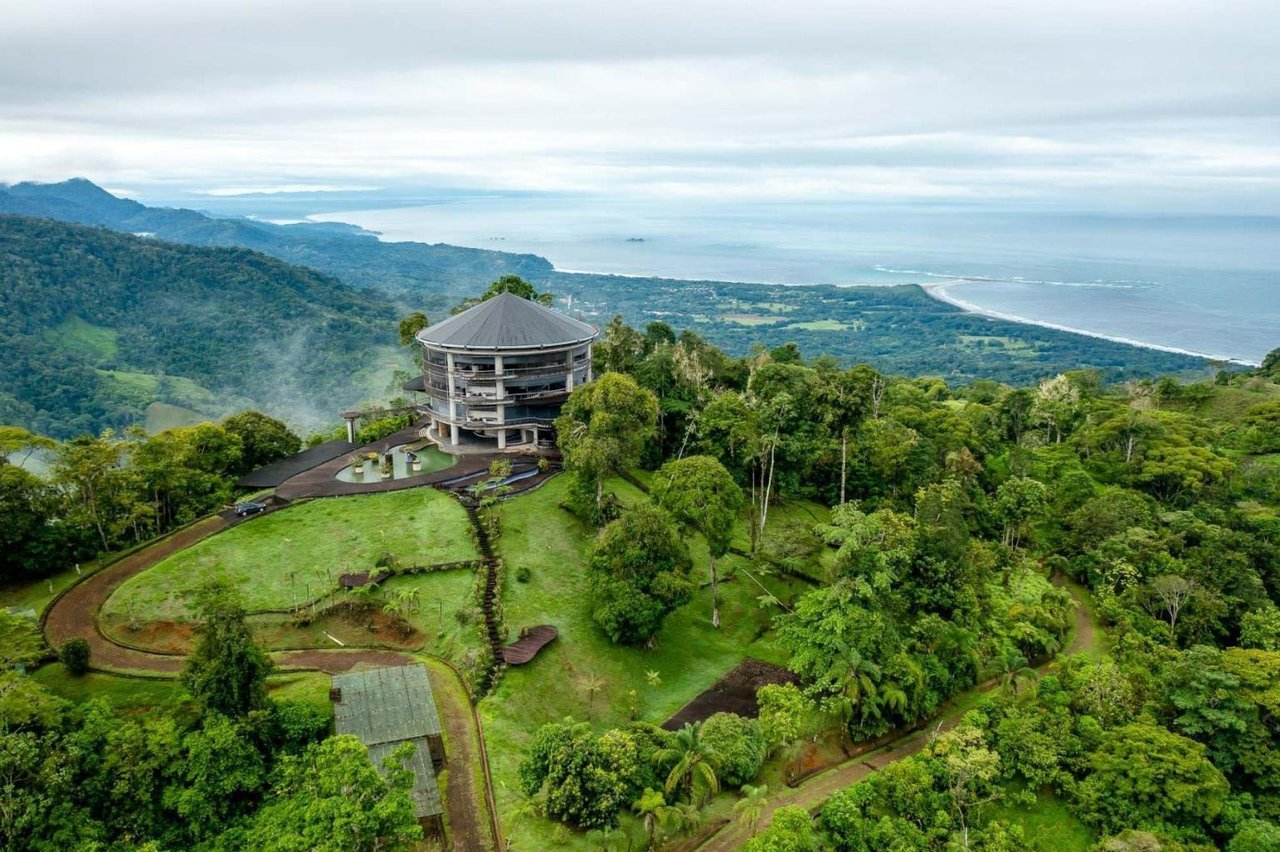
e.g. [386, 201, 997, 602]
[565, 350, 575, 391]
[446, 352, 461, 445]
[497, 429, 507, 449]
[346, 419, 356, 444]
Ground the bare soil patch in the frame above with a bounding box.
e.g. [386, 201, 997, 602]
[663, 658, 798, 730]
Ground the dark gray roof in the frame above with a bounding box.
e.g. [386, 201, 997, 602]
[416, 292, 597, 350]
[235, 439, 353, 489]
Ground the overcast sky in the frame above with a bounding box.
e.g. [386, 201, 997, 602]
[1, 0, 1277, 211]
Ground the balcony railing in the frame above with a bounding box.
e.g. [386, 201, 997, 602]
[460, 416, 559, 430]
[424, 359, 590, 382]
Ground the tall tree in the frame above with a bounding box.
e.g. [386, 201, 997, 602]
[244, 736, 421, 852]
[651, 455, 744, 628]
[589, 503, 694, 645]
[655, 723, 721, 805]
[181, 581, 275, 718]
[52, 429, 148, 551]
[396, 311, 430, 346]
[556, 372, 659, 518]
[223, 410, 301, 474]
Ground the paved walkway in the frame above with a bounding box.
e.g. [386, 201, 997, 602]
[693, 581, 1096, 851]
[272, 427, 557, 500]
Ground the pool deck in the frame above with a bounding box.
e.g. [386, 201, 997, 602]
[271, 427, 557, 500]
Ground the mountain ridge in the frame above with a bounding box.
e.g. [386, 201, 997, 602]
[0, 214, 401, 437]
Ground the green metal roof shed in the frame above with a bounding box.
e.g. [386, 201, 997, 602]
[331, 664, 446, 826]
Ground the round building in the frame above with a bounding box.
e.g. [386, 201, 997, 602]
[406, 293, 597, 452]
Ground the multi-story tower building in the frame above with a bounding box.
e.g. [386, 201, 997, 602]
[406, 293, 597, 451]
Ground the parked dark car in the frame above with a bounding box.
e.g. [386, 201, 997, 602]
[234, 500, 267, 517]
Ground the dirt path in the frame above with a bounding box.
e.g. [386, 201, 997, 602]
[41, 512, 498, 848]
[43, 516, 230, 674]
[427, 660, 499, 851]
[695, 584, 1098, 851]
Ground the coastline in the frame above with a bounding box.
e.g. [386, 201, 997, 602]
[921, 282, 1259, 367]
[554, 261, 1259, 367]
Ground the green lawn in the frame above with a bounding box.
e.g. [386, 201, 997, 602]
[722, 313, 787, 326]
[29, 665, 332, 721]
[382, 569, 484, 664]
[104, 489, 479, 621]
[0, 562, 90, 617]
[480, 474, 814, 849]
[31, 665, 194, 717]
[988, 788, 1094, 851]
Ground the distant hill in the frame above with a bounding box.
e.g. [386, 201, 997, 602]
[0, 215, 402, 437]
[0, 179, 552, 312]
[1, 180, 1214, 387]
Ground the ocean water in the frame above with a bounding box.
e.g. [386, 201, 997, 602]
[310, 197, 1280, 364]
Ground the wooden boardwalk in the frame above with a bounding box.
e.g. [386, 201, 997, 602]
[501, 625, 557, 665]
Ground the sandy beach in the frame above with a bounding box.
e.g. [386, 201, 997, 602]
[922, 281, 1259, 367]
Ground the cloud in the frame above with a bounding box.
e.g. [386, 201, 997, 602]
[0, 0, 1277, 210]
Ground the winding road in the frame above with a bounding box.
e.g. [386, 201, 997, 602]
[40, 509, 497, 850]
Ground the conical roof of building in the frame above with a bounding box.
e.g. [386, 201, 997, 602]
[415, 292, 597, 350]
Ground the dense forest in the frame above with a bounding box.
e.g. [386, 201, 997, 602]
[0, 179, 553, 309]
[526, 317, 1280, 850]
[0, 215, 400, 437]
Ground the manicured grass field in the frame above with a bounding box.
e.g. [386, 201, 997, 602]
[0, 562, 88, 616]
[382, 569, 484, 663]
[104, 489, 479, 621]
[480, 473, 815, 849]
[722, 313, 787, 326]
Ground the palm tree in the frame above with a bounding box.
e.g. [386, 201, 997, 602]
[659, 802, 702, 841]
[586, 825, 628, 851]
[397, 586, 421, 614]
[504, 795, 541, 850]
[584, 673, 609, 717]
[999, 650, 1038, 694]
[878, 681, 909, 719]
[655, 723, 721, 805]
[733, 784, 769, 836]
[349, 581, 380, 606]
[632, 788, 666, 850]
[827, 643, 881, 746]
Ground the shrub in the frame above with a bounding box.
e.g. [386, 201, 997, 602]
[59, 638, 91, 675]
[516, 565, 531, 583]
[700, 712, 766, 788]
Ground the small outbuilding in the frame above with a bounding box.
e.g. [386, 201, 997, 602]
[331, 664, 446, 836]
